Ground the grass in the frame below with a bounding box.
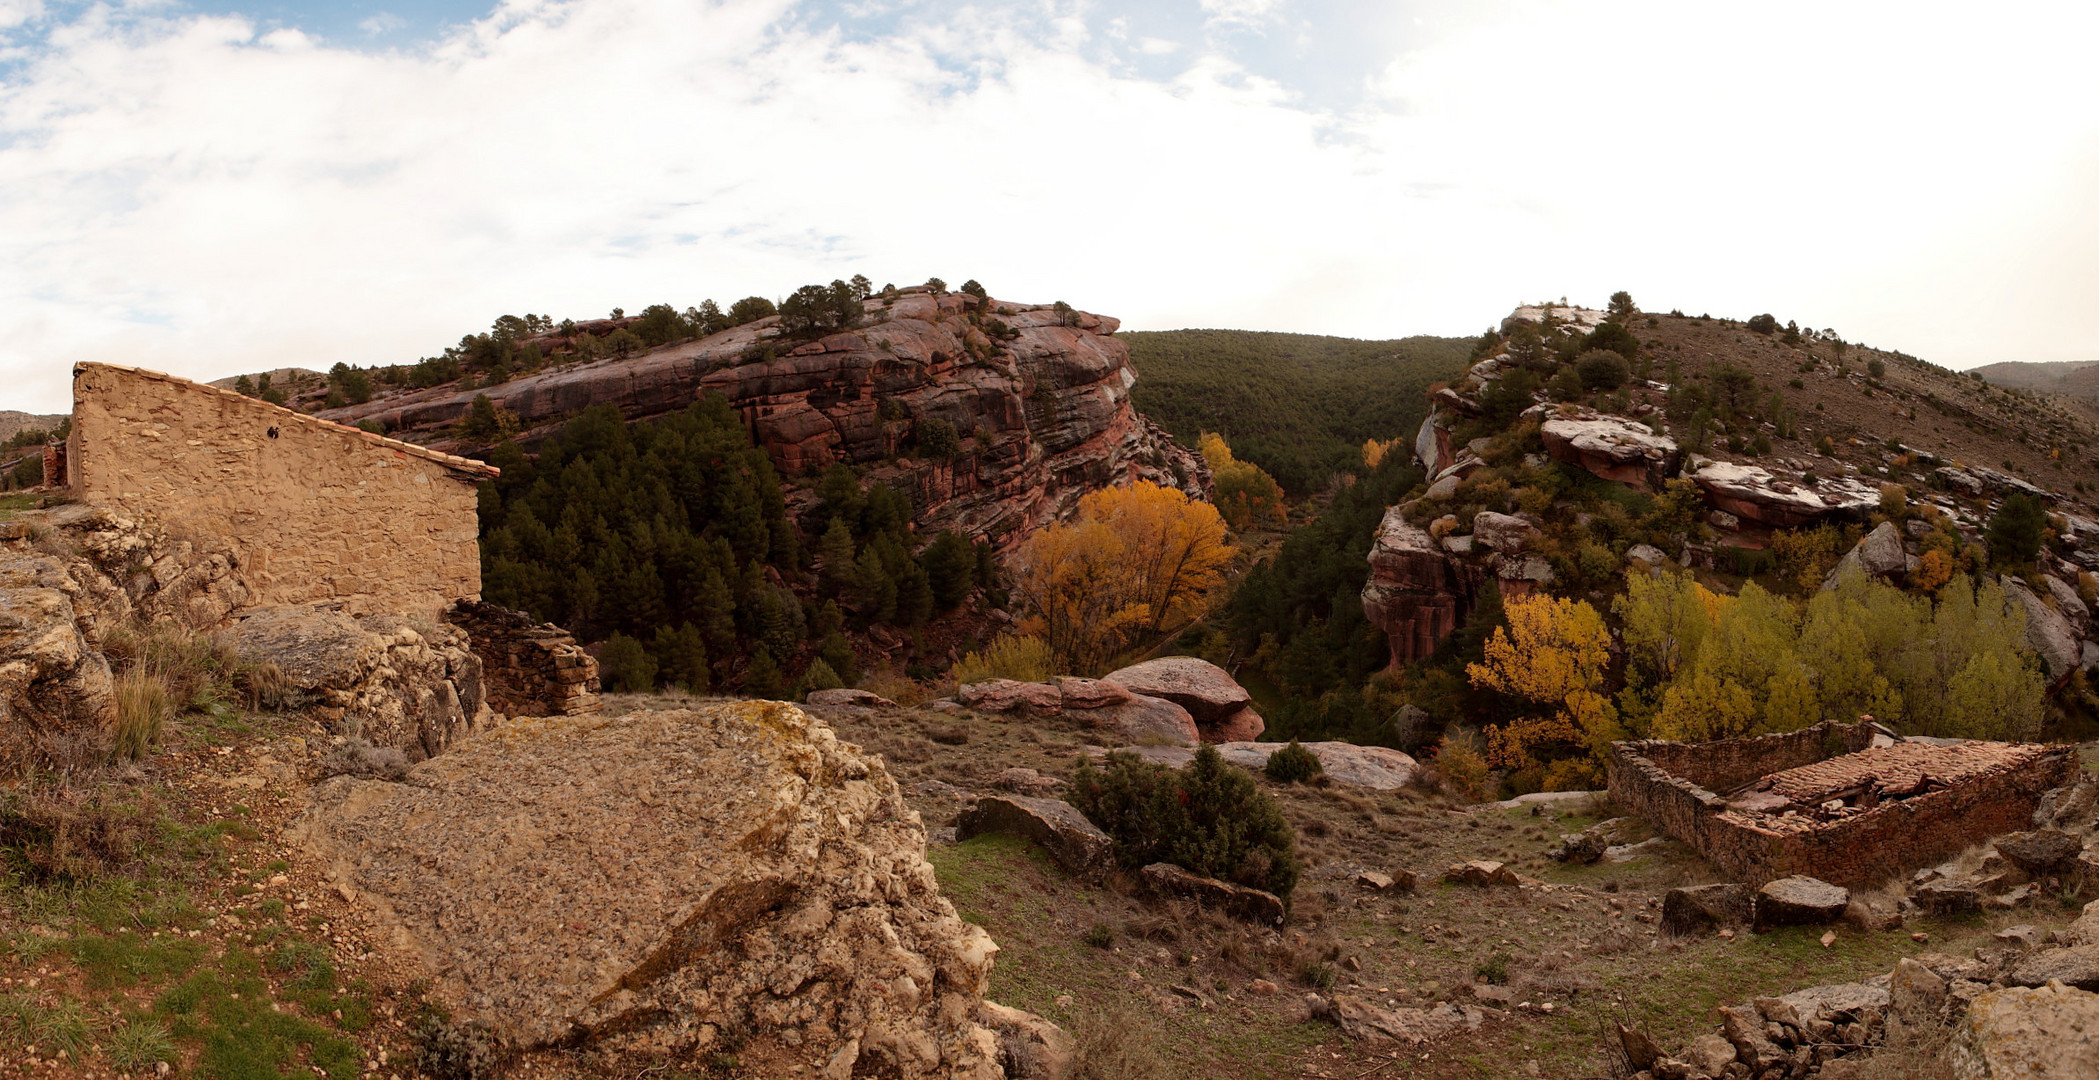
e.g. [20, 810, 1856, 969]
[0, 491, 36, 522]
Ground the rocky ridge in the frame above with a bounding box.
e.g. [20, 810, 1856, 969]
[319, 290, 1208, 552]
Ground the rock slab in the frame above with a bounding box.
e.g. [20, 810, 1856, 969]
[1138, 862, 1285, 924]
[1661, 883, 1753, 936]
[1953, 982, 2099, 1078]
[1754, 876, 1850, 929]
[292, 701, 1040, 1077]
[957, 795, 1111, 879]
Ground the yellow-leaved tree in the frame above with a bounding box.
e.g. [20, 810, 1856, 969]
[1466, 594, 1621, 788]
[1198, 433, 1287, 532]
[1013, 481, 1233, 673]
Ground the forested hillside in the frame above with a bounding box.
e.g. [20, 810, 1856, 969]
[1123, 330, 1472, 493]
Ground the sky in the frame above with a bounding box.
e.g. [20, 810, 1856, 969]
[3, 0, 2098, 414]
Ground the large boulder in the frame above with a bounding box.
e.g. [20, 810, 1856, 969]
[2005, 580, 2083, 683]
[1053, 676, 1130, 710]
[0, 551, 116, 774]
[1951, 982, 2099, 1078]
[1822, 521, 1909, 589]
[957, 795, 1112, 879]
[224, 605, 484, 760]
[1470, 512, 1539, 555]
[1207, 705, 1266, 742]
[1753, 876, 1850, 929]
[1084, 693, 1199, 747]
[1102, 657, 1250, 724]
[956, 679, 1063, 715]
[1996, 830, 2084, 875]
[1538, 412, 1681, 491]
[2006, 945, 2099, 992]
[292, 701, 1047, 1076]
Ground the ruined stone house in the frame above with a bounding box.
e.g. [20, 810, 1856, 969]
[1609, 720, 2076, 888]
[62, 362, 494, 620]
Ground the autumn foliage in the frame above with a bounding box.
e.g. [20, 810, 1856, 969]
[1014, 481, 1234, 673]
[1199, 433, 1287, 532]
[1466, 594, 1621, 787]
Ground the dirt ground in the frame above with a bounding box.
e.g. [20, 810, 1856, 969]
[2, 695, 2091, 1080]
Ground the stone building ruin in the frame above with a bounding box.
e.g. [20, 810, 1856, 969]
[1, 363, 599, 774]
[1608, 720, 2077, 888]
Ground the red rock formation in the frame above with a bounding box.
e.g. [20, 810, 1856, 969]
[320, 291, 1208, 552]
[1538, 411, 1681, 491]
[1359, 507, 1484, 666]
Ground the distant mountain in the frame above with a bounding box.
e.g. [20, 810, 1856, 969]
[1971, 360, 2099, 425]
[1122, 329, 1474, 494]
[0, 410, 66, 444]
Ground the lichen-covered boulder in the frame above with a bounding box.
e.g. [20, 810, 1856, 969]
[223, 605, 483, 759]
[1951, 982, 2099, 1078]
[0, 551, 116, 774]
[956, 679, 1063, 715]
[1753, 876, 1850, 929]
[291, 701, 1052, 1077]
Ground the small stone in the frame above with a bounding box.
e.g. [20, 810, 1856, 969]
[1357, 871, 1395, 891]
[1247, 979, 1278, 996]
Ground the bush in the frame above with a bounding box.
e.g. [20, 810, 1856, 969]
[1432, 732, 1492, 802]
[1070, 745, 1300, 899]
[598, 633, 656, 692]
[1746, 314, 1778, 335]
[950, 634, 1055, 686]
[1574, 349, 1629, 391]
[801, 658, 844, 695]
[1264, 740, 1324, 784]
[1868, 358, 1886, 379]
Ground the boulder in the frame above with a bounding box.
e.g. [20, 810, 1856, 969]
[2066, 900, 2099, 946]
[1822, 521, 1908, 589]
[1138, 862, 1285, 924]
[958, 795, 1112, 880]
[2005, 581, 2083, 682]
[1470, 512, 1539, 555]
[992, 767, 1063, 798]
[1753, 876, 1850, 929]
[1996, 830, 2084, 875]
[1625, 543, 1670, 569]
[1718, 1005, 1786, 1072]
[1890, 957, 1949, 1026]
[2006, 944, 2099, 991]
[1100, 658, 1251, 726]
[1690, 461, 1881, 528]
[1443, 860, 1519, 887]
[1360, 508, 1483, 666]
[1661, 884, 1753, 936]
[1053, 676, 1130, 711]
[224, 605, 484, 760]
[1914, 881, 1984, 915]
[805, 688, 897, 709]
[956, 679, 1064, 715]
[1551, 830, 1608, 865]
[1682, 1033, 1739, 1077]
[1952, 982, 2099, 1078]
[290, 701, 1043, 1074]
[1537, 412, 1680, 491]
[2044, 575, 2092, 638]
[1207, 705, 1266, 743]
[1324, 995, 1489, 1044]
[0, 551, 116, 774]
[1779, 980, 1889, 1021]
[1084, 693, 1199, 747]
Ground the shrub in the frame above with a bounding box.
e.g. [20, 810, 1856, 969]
[1263, 741, 1323, 784]
[1574, 349, 1629, 391]
[801, 658, 844, 695]
[950, 634, 1055, 686]
[1746, 314, 1778, 335]
[1868, 358, 1887, 379]
[317, 738, 410, 781]
[598, 633, 656, 692]
[1070, 745, 1300, 899]
[1474, 953, 1511, 985]
[1082, 923, 1115, 948]
[1432, 732, 1492, 802]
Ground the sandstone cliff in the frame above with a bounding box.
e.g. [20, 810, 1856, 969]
[320, 291, 1208, 552]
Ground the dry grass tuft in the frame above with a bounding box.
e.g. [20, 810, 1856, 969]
[1070, 1000, 1173, 1080]
[112, 668, 174, 761]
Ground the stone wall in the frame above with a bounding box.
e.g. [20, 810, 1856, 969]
[1610, 724, 2076, 888]
[445, 600, 600, 717]
[68, 364, 494, 620]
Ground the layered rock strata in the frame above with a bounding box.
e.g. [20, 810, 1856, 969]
[1360, 508, 1483, 666]
[322, 291, 1208, 552]
[292, 701, 1055, 1077]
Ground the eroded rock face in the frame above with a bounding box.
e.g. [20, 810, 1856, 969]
[2005, 579, 2083, 683]
[0, 551, 116, 774]
[224, 606, 485, 760]
[321, 292, 1208, 553]
[292, 701, 1044, 1077]
[42, 503, 251, 631]
[1360, 507, 1482, 666]
[1690, 461, 1881, 528]
[1953, 982, 2099, 1077]
[1538, 412, 1680, 491]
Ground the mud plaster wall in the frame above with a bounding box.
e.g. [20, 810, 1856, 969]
[68, 364, 489, 620]
[1609, 724, 2074, 888]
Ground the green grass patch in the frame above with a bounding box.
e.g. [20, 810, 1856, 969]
[68, 930, 209, 989]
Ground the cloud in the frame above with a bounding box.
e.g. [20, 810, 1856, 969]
[0, 0, 2096, 415]
[358, 12, 408, 36]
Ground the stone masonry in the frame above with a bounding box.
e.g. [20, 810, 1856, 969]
[1609, 721, 2077, 888]
[67, 363, 495, 620]
[444, 600, 600, 717]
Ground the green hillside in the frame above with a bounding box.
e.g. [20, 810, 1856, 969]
[1122, 329, 1474, 493]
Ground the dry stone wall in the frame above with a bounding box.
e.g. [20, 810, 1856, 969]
[444, 600, 600, 717]
[68, 363, 493, 620]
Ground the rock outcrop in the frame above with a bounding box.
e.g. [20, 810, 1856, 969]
[1689, 461, 1881, 528]
[2005, 579, 2084, 683]
[1954, 983, 2099, 1077]
[1100, 657, 1263, 742]
[0, 550, 116, 774]
[1821, 521, 1909, 588]
[1092, 742, 1417, 790]
[321, 291, 1208, 553]
[224, 605, 487, 760]
[293, 701, 1052, 1077]
[1360, 507, 1482, 666]
[1538, 411, 1681, 490]
[957, 795, 1112, 879]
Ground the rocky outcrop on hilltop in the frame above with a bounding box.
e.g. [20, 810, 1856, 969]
[1688, 460, 1881, 529]
[321, 291, 1208, 552]
[291, 700, 1062, 1077]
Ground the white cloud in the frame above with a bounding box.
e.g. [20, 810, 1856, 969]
[358, 12, 408, 36]
[1, 0, 2096, 415]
